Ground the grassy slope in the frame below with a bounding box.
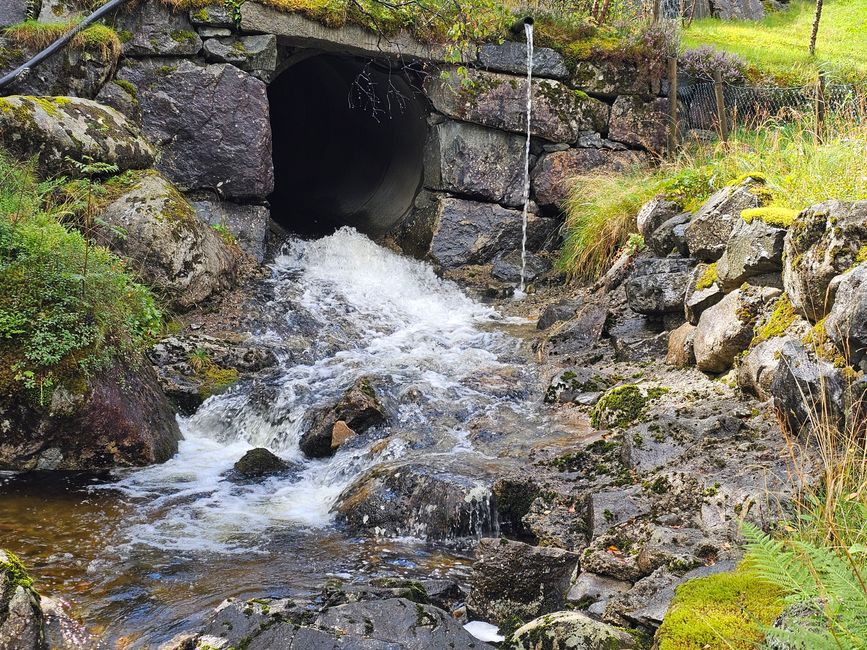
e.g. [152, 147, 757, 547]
[682, 0, 867, 84]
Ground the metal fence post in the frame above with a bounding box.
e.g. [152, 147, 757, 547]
[713, 70, 729, 142]
[668, 56, 679, 151]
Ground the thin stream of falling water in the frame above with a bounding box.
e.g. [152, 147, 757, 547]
[517, 20, 534, 297]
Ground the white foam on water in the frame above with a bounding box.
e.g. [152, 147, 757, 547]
[464, 621, 505, 643]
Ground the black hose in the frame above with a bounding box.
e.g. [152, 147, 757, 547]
[0, 0, 131, 90]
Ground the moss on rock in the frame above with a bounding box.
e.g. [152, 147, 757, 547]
[741, 206, 798, 228]
[752, 295, 797, 345]
[590, 384, 668, 430]
[695, 262, 718, 291]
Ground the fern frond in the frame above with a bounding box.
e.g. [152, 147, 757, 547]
[743, 523, 816, 597]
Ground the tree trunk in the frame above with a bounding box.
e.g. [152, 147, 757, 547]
[809, 0, 824, 56]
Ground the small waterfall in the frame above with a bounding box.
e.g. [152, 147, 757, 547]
[517, 20, 534, 297]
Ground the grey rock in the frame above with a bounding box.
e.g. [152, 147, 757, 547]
[478, 41, 568, 79]
[94, 79, 142, 124]
[425, 69, 609, 143]
[424, 120, 525, 207]
[491, 250, 549, 283]
[191, 197, 270, 262]
[531, 148, 648, 208]
[737, 336, 789, 400]
[825, 263, 867, 372]
[203, 35, 277, 72]
[233, 448, 290, 478]
[567, 572, 631, 609]
[626, 257, 698, 315]
[684, 263, 724, 325]
[537, 299, 580, 330]
[0, 550, 43, 650]
[717, 217, 786, 290]
[118, 59, 273, 200]
[612, 331, 670, 362]
[36, 0, 79, 22]
[684, 181, 763, 261]
[545, 368, 612, 404]
[333, 461, 496, 541]
[546, 303, 609, 356]
[710, 0, 765, 20]
[0, 95, 154, 178]
[608, 96, 670, 153]
[637, 197, 680, 238]
[0, 0, 37, 27]
[115, 0, 202, 57]
[575, 131, 628, 150]
[694, 286, 772, 373]
[189, 4, 234, 27]
[667, 322, 696, 367]
[648, 212, 692, 257]
[511, 611, 636, 650]
[98, 171, 239, 311]
[783, 200, 867, 321]
[467, 538, 578, 629]
[571, 60, 661, 98]
[198, 26, 232, 37]
[588, 485, 651, 538]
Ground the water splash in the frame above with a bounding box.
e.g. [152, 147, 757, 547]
[517, 20, 534, 298]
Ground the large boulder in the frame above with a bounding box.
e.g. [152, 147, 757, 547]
[233, 448, 290, 479]
[117, 59, 273, 200]
[478, 41, 568, 79]
[425, 69, 609, 143]
[94, 79, 142, 124]
[825, 263, 867, 372]
[467, 538, 578, 629]
[299, 377, 386, 458]
[190, 196, 270, 262]
[667, 322, 696, 368]
[531, 148, 647, 208]
[0, 95, 154, 177]
[97, 171, 240, 311]
[0, 359, 181, 470]
[694, 286, 777, 373]
[717, 217, 786, 290]
[684, 181, 763, 261]
[625, 258, 697, 315]
[648, 212, 692, 257]
[424, 120, 526, 207]
[783, 200, 867, 322]
[510, 611, 636, 650]
[636, 197, 680, 239]
[114, 0, 202, 57]
[608, 96, 670, 153]
[738, 336, 789, 400]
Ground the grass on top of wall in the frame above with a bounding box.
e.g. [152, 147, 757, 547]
[682, 0, 867, 85]
[561, 114, 867, 282]
[2, 20, 121, 58]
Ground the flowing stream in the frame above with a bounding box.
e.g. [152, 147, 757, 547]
[517, 20, 534, 297]
[0, 229, 583, 647]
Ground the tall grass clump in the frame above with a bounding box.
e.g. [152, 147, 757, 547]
[562, 109, 867, 282]
[2, 20, 122, 59]
[0, 151, 161, 404]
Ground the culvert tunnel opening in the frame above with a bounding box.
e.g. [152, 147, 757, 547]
[268, 53, 428, 239]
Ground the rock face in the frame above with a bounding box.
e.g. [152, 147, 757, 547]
[738, 336, 789, 400]
[0, 0, 34, 26]
[0, 95, 154, 177]
[693, 286, 772, 373]
[716, 217, 786, 290]
[426, 69, 608, 143]
[783, 200, 867, 322]
[0, 359, 181, 470]
[608, 96, 670, 152]
[424, 120, 526, 207]
[190, 197, 270, 262]
[467, 538, 578, 628]
[825, 263, 867, 372]
[114, 0, 203, 57]
[625, 258, 697, 315]
[684, 182, 763, 261]
[94, 79, 142, 124]
[531, 148, 647, 208]
[117, 59, 273, 200]
[571, 60, 660, 98]
[202, 35, 278, 74]
[478, 41, 569, 79]
[667, 322, 696, 368]
[510, 611, 636, 650]
[98, 171, 239, 311]
[299, 377, 386, 458]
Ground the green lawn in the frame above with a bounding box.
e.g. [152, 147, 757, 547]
[682, 0, 867, 84]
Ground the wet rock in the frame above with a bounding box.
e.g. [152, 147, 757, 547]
[117, 59, 273, 200]
[571, 60, 661, 98]
[94, 79, 142, 124]
[626, 258, 698, 315]
[537, 299, 580, 330]
[115, 0, 202, 57]
[491, 251, 549, 283]
[233, 448, 289, 479]
[783, 200, 867, 321]
[478, 41, 568, 79]
[648, 212, 692, 257]
[666, 322, 696, 368]
[334, 461, 496, 541]
[769, 340, 846, 436]
[203, 35, 278, 74]
[425, 120, 525, 207]
[567, 572, 631, 613]
[717, 217, 786, 291]
[427, 196, 554, 269]
[684, 181, 763, 261]
[0, 95, 154, 178]
[425, 69, 609, 142]
[825, 263, 867, 372]
[608, 96, 670, 153]
[684, 263, 724, 325]
[190, 196, 270, 262]
[510, 610, 636, 649]
[299, 377, 386, 458]
[545, 303, 609, 356]
[467, 538, 578, 629]
[545, 368, 612, 404]
[0, 359, 180, 470]
[97, 171, 240, 312]
[42, 595, 96, 649]
[636, 197, 680, 239]
[693, 286, 775, 373]
[531, 148, 648, 208]
[0, 550, 43, 649]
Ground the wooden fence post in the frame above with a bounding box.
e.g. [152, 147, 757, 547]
[815, 69, 828, 143]
[668, 56, 679, 151]
[653, 0, 660, 23]
[713, 69, 729, 142]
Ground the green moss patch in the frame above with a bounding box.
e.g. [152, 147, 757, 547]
[695, 263, 718, 291]
[741, 207, 798, 228]
[0, 550, 34, 591]
[752, 296, 796, 345]
[590, 384, 668, 430]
